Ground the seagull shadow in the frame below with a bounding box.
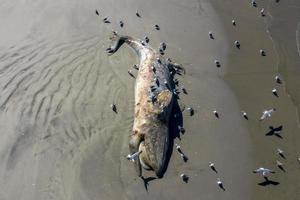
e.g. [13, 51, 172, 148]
[218, 183, 225, 191]
[277, 165, 286, 172]
[141, 176, 157, 191]
[211, 166, 218, 173]
[266, 125, 283, 138]
[279, 153, 286, 159]
[258, 178, 280, 186]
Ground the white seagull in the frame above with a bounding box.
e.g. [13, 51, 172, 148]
[253, 167, 275, 177]
[126, 151, 142, 162]
[259, 108, 276, 121]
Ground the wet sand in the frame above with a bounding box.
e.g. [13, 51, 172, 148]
[0, 0, 298, 200]
[210, 0, 300, 199]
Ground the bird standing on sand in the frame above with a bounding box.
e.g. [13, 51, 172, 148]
[234, 40, 241, 48]
[187, 107, 194, 116]
[180, 174, 189, 182]
[136, 10, 141, 17]
[232, 20, 236, 26]
[214, 59, 221, 67]
[178, 125, 185, 134]
[276, 160, 284, 169]
[277, 148, 285, 158]
[133, 64, 139, 70]
[209, 162, 217, 173]
[110, 104, 117, 113]
[175, 144, 182, 153]
[128, 70, 134, 78]
[208, 31, 214, 39]
[242, 111, 248, 120]
[154, 24, 160, 30]
[272, 88, 278, 97]
[217, 178, 225, 190]
[251, 0, 257, 7]
[126, 151, 142, 162]
[253, 167, 275, 178]
[260, 49, 266, 56]
[95, 10, 99, 16]
[181, 86, 187, 94]
[259, 108, 276, 121]
[119, 21, 124, 28]
[274, 75, 282, 84]
[260, 8, 265, 16]
[144, 36, 149, 43]
[213, 110, 219, 118]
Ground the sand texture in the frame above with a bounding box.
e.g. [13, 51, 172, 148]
[0, 0, 299, 200]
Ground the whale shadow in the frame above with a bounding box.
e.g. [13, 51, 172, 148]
[159, 98, 183, 178]
[158, 64, 184, 178]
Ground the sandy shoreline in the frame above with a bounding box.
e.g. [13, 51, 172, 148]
[0, 0, 299, 199]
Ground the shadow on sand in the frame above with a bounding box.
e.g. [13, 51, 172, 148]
[141, 176, 157, 191]
[265, 125, 283, 138]
[258, 177, 280, 186]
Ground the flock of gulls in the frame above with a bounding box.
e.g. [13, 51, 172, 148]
[95, 0, 297, 191]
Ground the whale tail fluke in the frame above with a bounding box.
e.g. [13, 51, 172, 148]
[106, 31, 127, 56]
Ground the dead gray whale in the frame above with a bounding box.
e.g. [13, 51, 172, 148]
[107, 32, 182, 178]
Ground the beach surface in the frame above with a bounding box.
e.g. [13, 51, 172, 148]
[0, 0, 298, 200]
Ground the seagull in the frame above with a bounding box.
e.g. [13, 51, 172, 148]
[180, 174, 189, 182]
[213, 110, 219, 118]
[95, 10, 99, 16]
[217, 178, 225, 190]
[110, 104, 117, 113]
[157, 57, 162, 64]
[178, 125, 185, 134]
[154, 24, 160, 30]
[259, 108, 276, 121]
[276, 160, 283, 167]
[260, 49, 266, 56]
[175, 144, 182, 154]
[234, 40, 241, 48]
[251, 0, 257, 7]
[208, 31, 214, 39]
[133, 64, 139, 70]
[181, 86, 187, 94]
[103, 17, 110, 23]
[277, 148, 285, 158]
[274, 75, 282, 84]
[151, 66, 156, 73]
[119, 21, 124, 28]
[128, 70, 134, 78]
[209, 162, 217, 173]
[242, 111, 248, 120]
[136, 10, 141, 17]
[144, 36, 149, 43]
[187, 107, 194, 116]
[126, 151, 142, 162]
[272, 88, 278, 97]
[232, 19, 236, 26]
[214, 59, 221, 67]
[260, 8, 265, 16]
[253, 167, 275, 177]
[180, 153, 188, 162]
